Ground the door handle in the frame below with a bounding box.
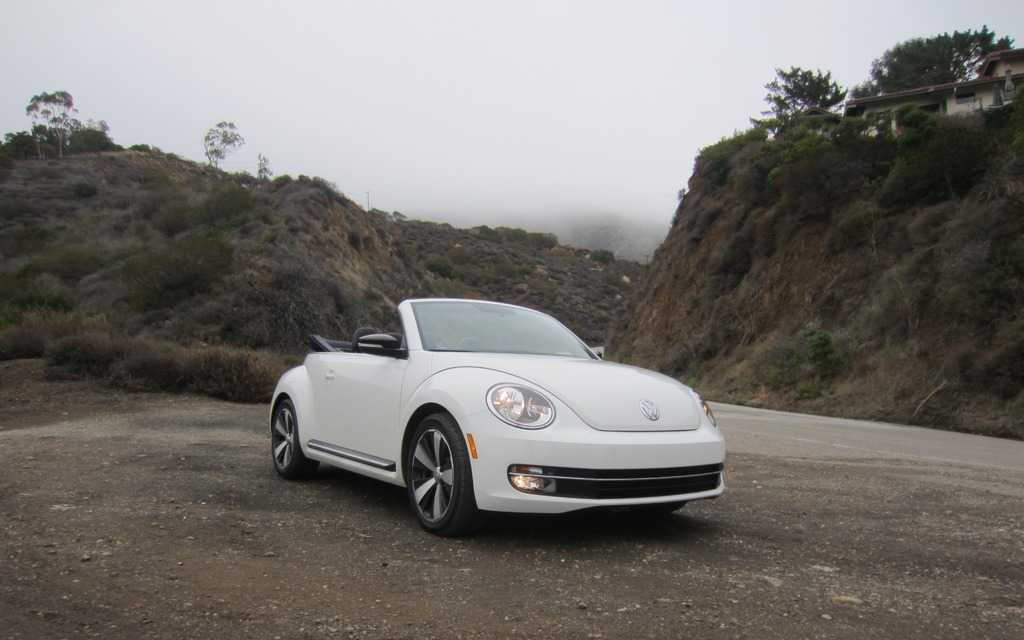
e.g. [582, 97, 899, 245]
[325, 369, 335, 380]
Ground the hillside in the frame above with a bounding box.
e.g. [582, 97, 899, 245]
[609, 105, 1024, 439]
[0, 150, 641, 398]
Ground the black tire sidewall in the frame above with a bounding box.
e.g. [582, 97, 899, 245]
[272, 398, 317, 479]
[407, 413, 480, 535]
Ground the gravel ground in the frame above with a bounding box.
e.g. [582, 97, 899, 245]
[1, 359, 1021, 639]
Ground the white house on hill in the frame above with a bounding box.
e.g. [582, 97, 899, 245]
[844, 48, 1023, 119]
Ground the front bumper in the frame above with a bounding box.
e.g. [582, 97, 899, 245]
[461, 409, 726, 514]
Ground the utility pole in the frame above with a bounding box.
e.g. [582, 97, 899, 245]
[365, 191, 371, 212]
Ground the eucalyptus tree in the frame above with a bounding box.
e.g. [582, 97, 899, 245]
[204, 121, 244, 167]
[26, 90, 77, 158]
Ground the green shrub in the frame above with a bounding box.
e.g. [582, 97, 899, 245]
[150, 203, 196, 236]
[806, 331, 846, 379]
[20, 247, 103, 281]
[347, 230, 362, 249]
[141, 168, 172, 187]
[448, 246, 477, 265]
[0, 272, 72, 323]
[425, 257, 454, 278]
[0, 198, 38, 220]
[591, 249, 615, 265]
[693, 128, 769, 192]
[122, 236, 234, 309]
[71, 181, 99, 198]
[879, 121, 995, 207]
[196, 186, 255, 226]
[186, 346, 279, 402]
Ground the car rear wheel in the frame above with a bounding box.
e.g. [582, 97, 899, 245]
[407, 413, 483, 536]
[271, 398, 318, 479]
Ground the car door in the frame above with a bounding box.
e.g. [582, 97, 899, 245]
[308, 351, 408, 470]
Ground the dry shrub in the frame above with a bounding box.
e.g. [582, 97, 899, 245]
[0, 323, 48, 359]
[186, 346, 280, 402]
[46, 331, 134, 377]
[1, 313, 115, 360]
[108, 340, 188, 392]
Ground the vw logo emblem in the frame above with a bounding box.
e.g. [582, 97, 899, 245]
[639, 399, 660, 421]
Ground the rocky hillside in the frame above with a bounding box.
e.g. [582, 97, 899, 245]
[609, 106, 1024, 439]
[0, 150, 640, 372]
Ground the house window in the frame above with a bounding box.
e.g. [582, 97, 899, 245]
[956, 92, 976, 105]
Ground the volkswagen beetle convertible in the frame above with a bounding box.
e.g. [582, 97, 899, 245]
[270, 298, 725, 535]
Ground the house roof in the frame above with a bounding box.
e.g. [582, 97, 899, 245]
[845, 47, 1024, 109]
[981, 48, 1024, 77]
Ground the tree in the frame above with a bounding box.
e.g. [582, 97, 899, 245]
[2, 131, 38, 159]
[853, 26, 1014, 97]
[257, 153, 273, 180]
[68, 119, 119, 154]
[752, 67, 845, 134]
[26, 91, 77, 158]
[203, 121, 244, 167]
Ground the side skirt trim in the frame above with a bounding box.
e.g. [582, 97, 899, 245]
[308, 440, 397, 472]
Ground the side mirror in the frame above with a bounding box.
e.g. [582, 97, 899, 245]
[591, 346, 605, 359]
[357, 333, 407, 358]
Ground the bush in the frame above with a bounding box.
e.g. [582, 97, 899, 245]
[72, 181, 99, 198]
[122, 236, 234, 309]
[806, 331, 846, 379]
[20, 247, 103, 281]
[591, 249, 615, 265]
[425, 257, 454, 278]
[186, 346, 279, 402]
[0, 324, 48, 359]
[693, 128, 769, 192]
[879, 120, 995, 207]
[108, 341, 189, 392]
[196, 186, 255, 226]
[0, 272, 72, 324]
[46, 332, 133, 377]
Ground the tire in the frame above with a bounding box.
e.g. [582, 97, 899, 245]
[271, 398, 318, 479]
[406, 413, 484, 536]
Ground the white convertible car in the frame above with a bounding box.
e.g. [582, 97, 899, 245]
[270, 298, 725, 535]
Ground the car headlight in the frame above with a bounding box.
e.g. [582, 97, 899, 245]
[487, 384, 555, 429]
[691, 390, 717, 427]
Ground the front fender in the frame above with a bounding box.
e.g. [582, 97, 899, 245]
[404, 365, 540, 427]
[271, 364, 316, 442]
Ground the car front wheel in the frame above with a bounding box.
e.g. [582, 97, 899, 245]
[407, 413, 483, 536]
[271, 398, 318, 479]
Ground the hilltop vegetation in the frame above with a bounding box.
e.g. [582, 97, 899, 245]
[0, 150, 640, 401]
[610, 96, 1024, 438]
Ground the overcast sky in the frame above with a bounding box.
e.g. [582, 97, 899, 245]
[3, 0, 1022, 230]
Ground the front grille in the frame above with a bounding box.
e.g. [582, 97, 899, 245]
[509, 463, 723, 499]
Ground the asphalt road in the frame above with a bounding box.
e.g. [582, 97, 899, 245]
[716, 402, 1024, 474]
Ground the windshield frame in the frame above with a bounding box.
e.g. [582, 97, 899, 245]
[410, 300, 598, 359]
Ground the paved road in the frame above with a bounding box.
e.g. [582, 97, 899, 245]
[715, 402, 1024, 473]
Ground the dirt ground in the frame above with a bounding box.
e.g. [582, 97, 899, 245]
[1, 358, 1022, 639]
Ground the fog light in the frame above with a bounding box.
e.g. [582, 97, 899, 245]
[509, 466, 556, 494]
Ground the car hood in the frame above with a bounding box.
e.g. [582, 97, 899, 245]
[432, 353, 703, 432]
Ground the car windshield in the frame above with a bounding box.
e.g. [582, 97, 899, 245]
[411, 300, 596, 358]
